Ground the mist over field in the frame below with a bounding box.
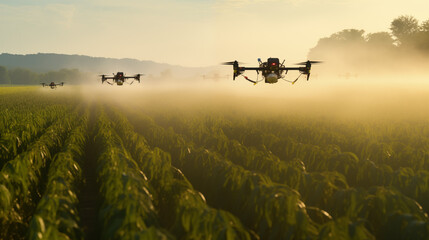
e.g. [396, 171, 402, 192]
[68, 70, 429, 122]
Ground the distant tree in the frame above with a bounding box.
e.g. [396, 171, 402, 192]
[39, 68, 84, 84]
[413, 19, 429, 52]
[390, 15, 420, 45]
[421, 19, 429, 32]
[0, 66, 10, 84]
[366, 32, 395, 47]
[308, 29, 366, 63]
[330, 29, 366, 42]
[308, 15, 429, 73]
[9, 68, 38, 85]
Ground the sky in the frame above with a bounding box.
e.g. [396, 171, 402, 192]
[0, 0, 428, 67]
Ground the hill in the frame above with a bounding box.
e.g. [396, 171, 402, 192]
[0, 53, 217, 79]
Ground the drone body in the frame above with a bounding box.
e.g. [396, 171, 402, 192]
[224, 58, 321, 84]
[100, 72, 143, 86]
[41, 82, 64, 89]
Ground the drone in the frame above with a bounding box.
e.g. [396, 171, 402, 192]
[41, 82, 64, 89]
[99, 72, 143, 86]
[223, 58, 322, 84]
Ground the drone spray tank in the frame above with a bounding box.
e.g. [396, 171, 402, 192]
[265, 73, 278, 83]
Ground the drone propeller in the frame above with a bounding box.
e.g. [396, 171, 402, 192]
[295, 60, 323, 65]
[221, 61, 245, 65]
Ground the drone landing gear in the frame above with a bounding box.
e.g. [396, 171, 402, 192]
[282, 73, 303, 85]
[242, 76, 263, 85]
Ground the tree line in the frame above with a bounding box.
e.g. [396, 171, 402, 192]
[0, 66, 86, 85]
[308, 15, 429, 74]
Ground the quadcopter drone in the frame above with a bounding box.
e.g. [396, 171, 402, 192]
[223, 58, 322, 84]
[99, 72, 143, 86]
[41, 82, 64, 89]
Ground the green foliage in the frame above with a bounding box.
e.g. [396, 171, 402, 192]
[0, 66, 10, 84]
[28, 114, 88, 240]
[8, 68, 39, 85]
[318, 217, 375, 240]
[1, 88, 429, 239]
[129, 108, 429, 239]
[106, 107, 254, 239]
[94, 108, 173, 240]
[128, 111, 320, 239]
[381, 213, 429, 240]
[0, 106, 79, 239]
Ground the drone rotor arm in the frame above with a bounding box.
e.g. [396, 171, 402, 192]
[279, 67, 301, 71]
[241, 67, 263, 71]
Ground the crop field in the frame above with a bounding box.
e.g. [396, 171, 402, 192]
[1, 86, 429, 240]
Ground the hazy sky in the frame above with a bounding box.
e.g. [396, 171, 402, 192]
[0, 0, 428, 67]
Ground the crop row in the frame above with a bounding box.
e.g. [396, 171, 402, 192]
[0, 105, 82, 239]
[215, 117, 429, 216]
[156, 112, 429, 216]
[28, 110, 89, 240]
[93, 107, 171, 239]
[214, 116, 429, 171]
[126, 109, 429, 239]
[0, 93, 72, 168]
[125, 110, 345, 239]
[106, 106, 254, 239]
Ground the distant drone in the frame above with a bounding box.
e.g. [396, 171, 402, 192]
[99, 72, 143, 86]
[223, 58, 322, 84]
[41, 82, 64, 89]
